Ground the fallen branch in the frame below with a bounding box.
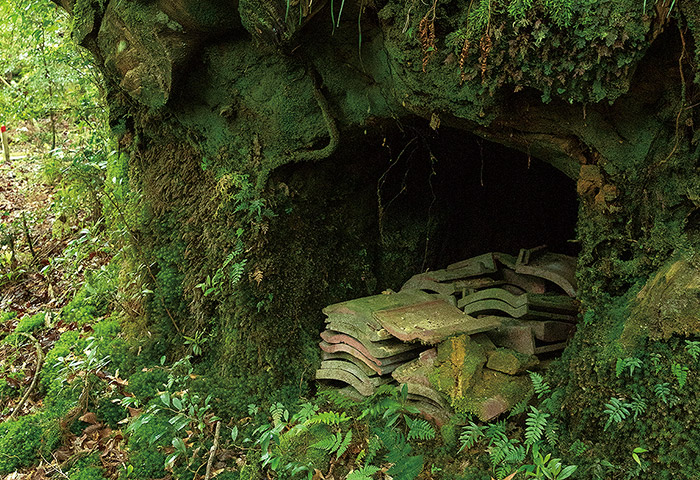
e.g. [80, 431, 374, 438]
[204, 421, 221, 480]
[9, 332, 44, 420]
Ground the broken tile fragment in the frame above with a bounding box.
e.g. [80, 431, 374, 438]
[486, 348, 539, 375]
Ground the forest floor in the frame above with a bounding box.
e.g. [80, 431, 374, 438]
[0, 148, 122, 477]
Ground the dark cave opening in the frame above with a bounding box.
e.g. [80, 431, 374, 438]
[373, 121, 580, 282]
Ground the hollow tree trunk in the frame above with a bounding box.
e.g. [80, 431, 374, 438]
[54, 0, 699, 475]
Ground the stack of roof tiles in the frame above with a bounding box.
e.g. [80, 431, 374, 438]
[316, 247, 578, 420]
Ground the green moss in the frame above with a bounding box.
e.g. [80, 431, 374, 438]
[128, 449, 166, 480]
[127, 369, 169, 403]
[0, 414, 60, 474]
[69, 466, 107, 480]
[14, 312, 47, 333]
[429, 335, 487, 408]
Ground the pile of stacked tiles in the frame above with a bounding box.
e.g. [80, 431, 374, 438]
[316, 247, 578, 420]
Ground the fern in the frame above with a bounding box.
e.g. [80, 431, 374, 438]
[405, 415, 436, 441]
[616, 357, 643, 378]
[337, 430, 353, 458]
[311, 430, 353, 459]
[347, 465, 381, 480]
[459, 421, 487, 452]
[685, 340, 700, 361]
[488, 436, 521, 469]
[524, 406, 549, 446]
[544, 419, 559, 447]
[507, 398, 530, 418]
[507, 0, 534, 21]
[364, 434, 381, 466]
[568, 439, 587, 457]
[318, 388, 359, 409]
[485, 420, 509, 445]
[291, 402, 319, 424]
[671, 363, 689, 388]
[630, 394, 647, 421]
[380, 429, 423, 480]
[542, 0, 575, 27]
[603, 397, 630, 431]
[654, 383, 671, 405]
[529, 371, 551, 399]
[386, 455, 423, 480]
[306, 410, 351, 426]
[270, 402, 288, 426]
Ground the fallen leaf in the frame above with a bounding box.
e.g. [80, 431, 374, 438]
[79, 412, 99, 424]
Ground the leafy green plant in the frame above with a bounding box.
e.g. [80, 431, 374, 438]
[685, 340, 700, 361]
[615, 357, 643, 377]
[629, 394, 647, 421]
[632, 446, 648, 467]
[529, 371, 551, 399]
[183, 330, 208, 356]
[653, 382, 671, 405]
[346, 465, 381, 480]
[404, 414, 436, 441]
[670, 363, 689, 388]
[310, 430, 352, 459]
[603, 397, 631, 431]
[522, 444, 577, 480]
[126, 356, 221, 473]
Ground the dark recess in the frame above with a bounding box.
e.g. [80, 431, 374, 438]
[377, 122, 580, 270]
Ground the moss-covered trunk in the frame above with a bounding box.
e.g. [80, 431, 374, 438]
[55, 0, 699, 476]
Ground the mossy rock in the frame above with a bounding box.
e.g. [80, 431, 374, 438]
[486, 348, 539, 375]
[429, 335, 487, 406]
[622, 257, 700, 347]
[455, 369, 532, 421]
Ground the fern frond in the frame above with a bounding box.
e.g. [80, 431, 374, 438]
[568, 439, 587, 457]
[292, 402, 319, 423]
[603, 397, 630, 431]
[654, 383, 671, 405]
[671, 363, 689, 388]
[486, 420, 509, 444]
[311, 431, 343, 452]
[507, 397, 530, 418]
[544, 420, 559, 447]
[459, 421, 486, 452]
[528, 371, 550, 398]
[270, 402, 288, 426]
[524, 406, 549, 446]
[386, 454, 423, 480]
[336, 430, 353, 459]
[504, 443, 526, 464]
[630, 394, 647, 421]
[488, 437, 519, 468]
[685, 340, 700, 360]
[347, 465, 381, 480]
[306, 410, 351, 426]
[405, 416, 436, 442]
[318, 388, 359, 409]
[364, 434, 381, 466]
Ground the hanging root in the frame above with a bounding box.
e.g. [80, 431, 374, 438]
[459, 37, 471, 84]
[479, 30, 492, 82]
[292, 62, 340, 163]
